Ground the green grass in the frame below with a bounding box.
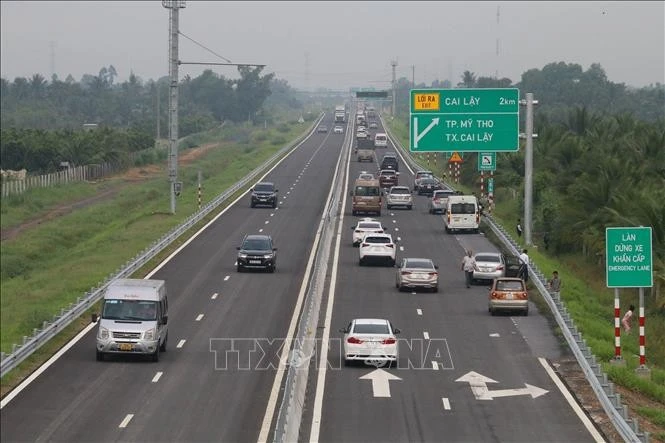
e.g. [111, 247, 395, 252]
[0, 120, 308, 355]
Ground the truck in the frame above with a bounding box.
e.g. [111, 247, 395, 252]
[334, 105, 346, 123]
[96, 278, 169, 362]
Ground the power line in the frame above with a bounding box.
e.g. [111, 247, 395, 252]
[178, 30, 233, 63]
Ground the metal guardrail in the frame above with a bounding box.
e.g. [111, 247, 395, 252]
[380, 115, 646, 443]
[0, 114, 324, 379]
[272, 117, 352, 443]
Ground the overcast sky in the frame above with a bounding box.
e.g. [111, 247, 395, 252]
[1, 1, 663, 90]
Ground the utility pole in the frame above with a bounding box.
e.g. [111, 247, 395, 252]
[162, 0, 185, 214]
[519, 93, 538, 245]
[391, 59, 398, 116]
[156, 84, 161, 140]
[411, 65, 415, 88]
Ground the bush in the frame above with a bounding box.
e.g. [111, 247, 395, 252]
[271, 136, 286, 146]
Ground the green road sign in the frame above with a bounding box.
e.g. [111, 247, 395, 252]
[478, 152, 496, 171]
[606, 227, 653, 288]
[409, 88, 519, 152]
[487, 178, 494, 194]
[357, 91, 388, 98]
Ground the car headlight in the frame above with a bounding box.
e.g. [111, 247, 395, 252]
[238, 253, 248, 258]
[98, 327, 109, 340]
[264, 254, 273, 259]
[144, 328, 156, 340]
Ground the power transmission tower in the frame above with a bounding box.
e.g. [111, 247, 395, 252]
[391, 59, 398, 116]
[162, 0, 185, 214]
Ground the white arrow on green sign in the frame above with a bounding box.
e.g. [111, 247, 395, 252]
[478, 152, 496, 171]
[606, 227, 653, 288]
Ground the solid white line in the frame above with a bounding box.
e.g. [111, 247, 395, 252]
[538, 357, 606, 442]
[176, 339, 186, 348]
[211, 293, 218, 299]
[152, 371, 163, 383]
[417, 309, 423, 316]
[442, 397, 451, 410]
[1, 117, 324, 408]
[195, 314, 204, 322]
[224, 276, 230, 281]
[1, 321, 97, 409]
[258, 119, 346, 443]
[432, 361, 439, 370]
[423, 331, 430, 339]
[119, 414, 134, 428]
[309, 118, 354, 443]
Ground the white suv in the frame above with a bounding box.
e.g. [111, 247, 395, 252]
[351, 218, 386, 246]
[359, 233, 396, 266]
[386, 186, 413, 210]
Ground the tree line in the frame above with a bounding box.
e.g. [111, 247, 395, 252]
[0, 66, 303, 173]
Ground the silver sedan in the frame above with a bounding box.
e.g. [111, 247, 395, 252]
[395, 257, 439, 292]
[472, 252, 506, 283]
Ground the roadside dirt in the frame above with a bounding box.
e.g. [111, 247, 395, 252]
[0, 143, 218, 242]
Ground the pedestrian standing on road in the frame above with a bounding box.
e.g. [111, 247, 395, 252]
[461, 250, 476, 289]
[516, 219, 523, 238]
[622, 304, 635, 334]
[547, 270, 561, 297]
[518, 249, 529, 282]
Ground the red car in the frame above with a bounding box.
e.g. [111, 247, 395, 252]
[378, 169, 399, 188]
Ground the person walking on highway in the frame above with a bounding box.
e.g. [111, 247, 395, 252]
[461, 250, 476, 288]
[622, 304, 635, 334]
[518, 249, 529, 282]
[516, 219, 523, 238]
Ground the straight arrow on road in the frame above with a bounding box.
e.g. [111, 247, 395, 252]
[360, 368, 402, 398]
[455, 371, 548, 400]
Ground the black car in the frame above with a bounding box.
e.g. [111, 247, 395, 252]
[416, 177, 444, 195]
[237, 234, 277, 272]
[380, 155, 399, 172]
[251, 182, 279, 208]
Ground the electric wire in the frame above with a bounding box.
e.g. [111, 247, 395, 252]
[178, 30, 233, 63]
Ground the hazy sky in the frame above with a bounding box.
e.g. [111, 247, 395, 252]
[1, 1, 663, 90]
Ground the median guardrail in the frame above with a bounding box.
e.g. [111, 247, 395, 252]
[381, 114, 647, 443]
[0, 114, 324, 379]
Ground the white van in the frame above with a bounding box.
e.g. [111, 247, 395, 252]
[444, 195, 480, 233]
[96, 279, 168, 362]
[374, 133, 388, 148]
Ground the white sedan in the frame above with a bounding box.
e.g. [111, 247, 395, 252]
[359, 233, 396, 266]
[334, 125, 344, 134]
[351, 218, 386, 246]
[340, 318, 400, 366]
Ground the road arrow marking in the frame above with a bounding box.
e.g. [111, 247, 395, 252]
[413, 117, 440, 148]
[455, 371, 549, 400]
[360, 368, 402, 398]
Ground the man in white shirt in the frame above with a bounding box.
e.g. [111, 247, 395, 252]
[518, 249, 529, 281]
[461, 250, 476, 288]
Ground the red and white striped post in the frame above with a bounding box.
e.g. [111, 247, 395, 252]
[614, 289, 622, 361]
[480, 171, 485, 197]
[197, 170, 202, 211]
[455, 163, 460, 184]
[448, 162, 452, 181]
[639, 303, 646, 366]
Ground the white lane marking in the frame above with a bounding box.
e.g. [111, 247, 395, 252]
[0, 116, 327, 409]
[1, 321, 97, 409]
[538, 358, 606, 442]
[399, 246, 404, 252]
[176, 339, 186, 348]
[287, 191, 291, 194]
[152, 372, 163, 383]
[417, 309, 423, 316]
[211, 293, 218, 299]
[224, 276, 230, 281]
[423, 331, 430, 339]
[397, 237, 402, 241]
[195, 314, 204, 322]
[309, 122, 354, 443]
[259, 121, 346, 443]
[119, 414, 134, 428]
[489, 333, 500, 337]
[265, 220, 269, 224]
[442, 398, 451, 410]
[394, 227, 399, 232]
[432, 361, 439, 370]
[270, 213, 275, 217]
[259, 228, 263, 233]
[392, 219, 397, 224]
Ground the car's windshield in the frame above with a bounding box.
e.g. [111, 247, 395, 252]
[496, 281, 525, 291]
[364, 237, 391, 244]
[243, 239, 271, 250]
[405, 259, 434, 269]
[476, 255, 501, 263]
[391, 188, 409, 195]
[358, 222, 381, 229]
[353, 323, 390, 334]
[102, 299, 157, 321]
[450, 203, 476, 214]
[254, 184, 273, 192]
[355, 186, 380, 197]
